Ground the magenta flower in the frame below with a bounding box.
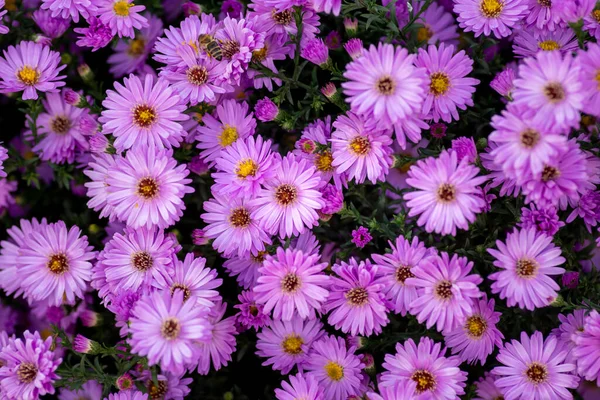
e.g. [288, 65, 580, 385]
[325, 258, 389, 336]
[554, 310, 586, 359]
[320, 184, 343, 215]
[518, 204, 564, 235]
[380, 336, 467, 398]
[454, 0, 528, 38]
[493, 331, 579, 399]
[154, 13, 216, 65]
[100, 74, 188, 152]
[561, 271, 580, 289]
[0, 0, 8, 34]
[74, 16, 114, 52]
[404, 150, 489, 236]
[0, 41, 65, 100]
[574, 310, 600, 385]
[407, 252, 482, 333]
[58, 380, 103, 400]
[106, 390, 148, 400]
[343, 38, 363, 60]
[583, 6, 600, 39]
[84, 154, 118, 220]
[513, 27, 578, 58]
[490, 65, 516, 98]
[275, 373, 324, 400]
[567, 190, 600, 232]
[32, 10, 70, 39]
[451, 136, 477, 163]
[416, 43, 479, 123]
[0, 331, 61, 399]
[488, 227, 566, 310]
[0, 145, 7, 178]
[40, 0, 97, 23]
[255, 97, 279, 122]
[413, 0, 459, 46]
[305, 335, 364, 399]
[106, 146, 194, 229]
[223, 251, 267, 289]
[97, 0, 148, 38]
[256, 317, 325, 374]
[474, 372, 505, 400]
[129, 290, 211, 374]
[254, 247, 330, 321]
[351, 226, 372, 248]
[342, 43, 427, 126]
[301, 38, 329, 66]
[578, 42, 600, 117]
[234, 290, 270, 331]
[524, 0, 566, 31]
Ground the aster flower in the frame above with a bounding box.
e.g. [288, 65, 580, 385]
[223, 251, 268, 289]
[413, 0, 459, 46]
[365, 381, 416, 400]
[156, 252, 222, 309]
[330, 112, 394, 184]
[201, 195, 271, 258]
[255, 97, 279, 121]
[555, 0, 596, 22]
[554, 309, 587, 359]
[106, 391, 148, 400]
[129, 290, 211, 374]
[372, 235, 432, 316]
[513, 50, 583, 133]
[319, 184, 343, 215]
[454, 0, 528, 38]
[493, 331, 579, 399]
[250, 153, 324, 239]
[107, 13, 163, 77]
[191, 302, 237, 375]
[58, 380, 103, 400]
[0, 0, 8, 34]
[105, 290, 140, 336]
[93, 226, 177, 297]
[18, 221, 94, 306]
[481, 141, 522, 197]
[153, 13, 216, 65]
[105, 146, 194, 229]
[342, 43, 427, 126]
[254, 247, 330, 321]
[213, 135, 275, 198]
[490, 65, 517, 98]
[40, 0, 96, 23]
[0, 331, 62, 399]
[0, 41, 65, 100]
[524, 0, 566, 31]
[325, 258, 389, 336]
[407, 252, 482, 333]
[256, 317, 325, 374]
[444, 297, 504, 364]
[488, 227, 566, 310]
[451, 136, 477, 163]
[100, 74, 188, 152]
[474, 372, 504, 400]
[275, 373, 324, 400]
[84, 153, 118, 220]
[518, 203, 564, 235]
[567, 190, 600, 233]
[573, 310, 600, 385]
[351, 226, 372, 248]
[74, 16, 114, 51]
[234, 290, 270, 330]
[248, 0, 320, 39]
[380, 337, 467, 398]
[32, 9, 70, 38]
[97, 0, 148, 38]
[415, 43, 479, 123]
[513, 27, 578, 58]
[0, 145, 7, 178]
[583, 6, 600, 39]
[305, 335, 364, 399]
[196, 99, 256, 165]
[404, 150, 489, 236]
[578, 42, 600, 117]
[301, 38, 330, 66]
[344, 38, 363, 60]
[247, 32, 293, 90]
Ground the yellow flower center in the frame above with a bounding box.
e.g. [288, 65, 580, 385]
[281, 335, 304, 355]
[315, 150, 334, 172]
[324, 361, 344, 381]
[228, 207, 251, 228]
[437, 183, 456, 202]
[417, 25, 433, 42]
[538, 40, 560, 51]
[219, 125, 238, 147]
[128, 38, 146, 56]
[593, 9, 600, 23]
[596, 70, 600, 90]
[133, 104, 157, 128]
[236, 159, 258, 178]
[411, 370, 436, 393]
[113, 0, 133, 16]
[349, 136, 371, 156]
[17, 66, 39, 86]
[430, 72, 450, 96]
[480, 0, 504, 18]
[466, 315, 488, 338]
[526, 362, 548, 384]
[252, 46, 268, 63]
[137, 177, 159, 199]
[516, 258, 539, 278]
[47, 253, 69, 275]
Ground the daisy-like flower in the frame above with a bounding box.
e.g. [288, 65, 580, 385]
[93, 226, 177, 296]
[474, 372, 504, 400]
[412, 0, 459, 46]
[305, 335, 364, 399]
[248, 0, 320, 39]
[0, 0, 8, 34]
[0, 145, 7, 178]
[372, 235, 433, 316]
[488, 227, 566, 310]
[490, 64, 517, 98]
[415, 43, 479, 123]
[404, 150, 489, 236]
[583, 5, 600, 39]
[481, 142, 522, 198]
[454, 0, 528, 38]
[250, 154, 324, 239]
[84, 153, 117, 220]
[107, 13, 163, 77]
[40, 0, 97, 23]
[160, 44, 229, 105]
[521, 140, 593, 210]
[380, 337, 467, 398]
[325, 258, 389, 336]
[444, 297, 504, 364]
[518, 203, 564, 235]
[58, 380, 103, 400]
[256, 317, 325, 374]
[191, 302, 237, 375]
[224, 250, 270, 289]
[524, 0, 566, 31]
[407, 252, 483, 333]
[567, 190, 600, 233]
[0, 331, 61, 399]
[275, 373, 324, 400]
[0, 41, 65, 100]
[106, 146, 194, 229]
[97, 0, 148, 38]
[489, 103, 567, 181]
[196, 99, 257, 165]
[573, 310, 600, 385]
[578, 42, 600, 118]
[100, 74, 188, 152]
[201, 195, 271, 258]
[554, 309, 587, 359]
[74, 16, 114, 52]
[513, 27, 578, 58]
[137, 371, 192, 400]
[330, 112, 394, 184]
[365, 381, 416, 400]
[513, 50, 583, 133]
[247, 32, 293, 91]
[30, 89, 90, 164]
[493, 331, 579, 399]
[342, 43, 427, 126]
[234, 290, 270, 330]
[18, 221, 94, 306]
[32, 9, 71, 39]
[129, 290, 211, 374]
[213, 135, 276, 199]
[254, 247, 330, 321]
[156, 253, 222, 309]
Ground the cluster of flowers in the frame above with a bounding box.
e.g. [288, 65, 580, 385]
[0, 0, 598, 398]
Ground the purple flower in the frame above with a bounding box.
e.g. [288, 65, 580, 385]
[106, 391, 148, 400]
[562, 271, 580, 289]
[234, 290, 270, 330]
[0, 0, 8, 34]
[351, 226, 372, 248]
[413, 0, 459, 46]
[254, 97, 279, 122]
[578, 42, 600, 118]
[191, 229, 210, 245]
[301, 38, 330, 66]
[343, 17, 358, 35]
[474, 372, 504, 400]
[74, 16, 115, 51]
[89, 134, 109, 154]
[58, 380, 103, 400]
[40, 0, 97, 23]
[490, 65, 516, 98]
[319, 184, 343, 215]
[567, 190, 600, 232]
[73, 334, 100, 354]
[454, 0, 528, 38]
[275, 373, 324, 400]
[343, 38, 363, 60]
[451, 136, 478, 163]
[574, 310, 600, 385]
[430, 122, 447, 138]
[513, 27, 578, 58]
[97, 0, 148, 39]
[32, 9, 70, 38]
[518, 204, 565, 236]
[182, 1, 202, 17]
[524, 0, 566, 31]
[0, 145, 7, 178]
[221, 0, 243, 18]
[325, 31, 341, 49]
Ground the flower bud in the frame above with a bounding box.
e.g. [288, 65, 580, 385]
[89, 134, 109, 154]
[183, 1, 202, 16]
[63, 89, 85, 108]
[301, 38, 330, 67]
[344, 38, 364, 60]
[116, 373, 134, 391]
[344, 17, 358, 37]
[73, 334, 101, 355]
[192, 229, 210, 246]
[77, 63, 94, 83]
[562, 271, 579, 289]
[189, 155, 210, 176]
[254, 97, 279, 122]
